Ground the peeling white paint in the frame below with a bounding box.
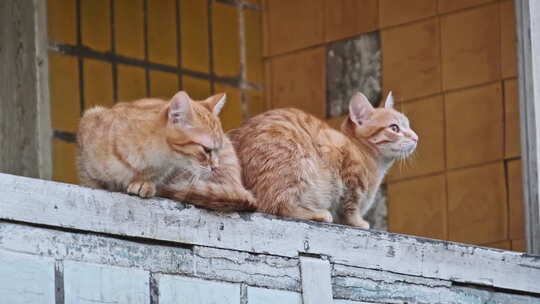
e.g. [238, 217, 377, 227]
[0, 173, 539, 303]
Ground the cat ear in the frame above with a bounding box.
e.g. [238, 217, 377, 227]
[202, 93, 227, 116]
[169, 91, 195, 128]
[384, 91, 394, 109]
[349, 92, 374, 125]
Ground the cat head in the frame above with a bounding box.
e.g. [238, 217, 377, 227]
[342, 92, 418, 160]
[165, 91, 226, 172]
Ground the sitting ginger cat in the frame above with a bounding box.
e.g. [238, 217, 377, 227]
[77, 91, 255, 212]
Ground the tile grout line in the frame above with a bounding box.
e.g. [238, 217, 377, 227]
[49, 43, 260, 90]
[176, 0, 183, 90]
[504, 157, 512, 242]
[207, 0, 215, 94]
[502, 78, 512, 242]
[264, 1, 501, 60]
[387, 156, 522, 185]
[143, 0, 151, 97]
[436, 9, 450, 241]
[237, 0, 249, 120]
[396, 77, 519, 106]
[110, 0, 118, 103]
[216, 0, 260, 11]
[76, 0, 85, 114]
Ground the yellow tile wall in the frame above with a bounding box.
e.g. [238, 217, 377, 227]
[264, 0, 325, 56]
[381, 18, 441, 101]
[505, 79, 521, 158]
[117, 64, 147, 102]
[388, 96, 445, 180]
[47, 1, 264, 185]
[445, 83, 504, 169]
[81, 0, 111, 51]
[49, 53, 80, 133]
[377, 0, 523, 250]
[447, 162, 508, 244]
[245, 90, 266, 118]
[268, 47, 326, 119]
[150, 71, 179, 100]
[438, 0, 495, 13]
[440, 3, 501, 91]
[182, 76, 211, 101]
[115, 0, 145, 59]
[83, 59, 114, 109]
[181, 0, 210, 73]
[147, 0, 177, 66]
[500, 0, 518, 78]
[246, 9, 264, 84]
[52, 138, 78, 184]
[213, 2, 240, 77]
[47, 0, 76, 44]
[325, 0, 378, 42]
[49, 0, 523, 252]
[214, 83, 243, 132]
[379, 0, 437, 27]
[388, 174, 447, 240]
[260, 0, 523, 249]
[508, 159, 525, 240]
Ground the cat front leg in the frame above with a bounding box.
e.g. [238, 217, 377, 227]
[283, 206, 334, 223]
[340, 194, 371, 229]
[342, 208, 370, 229]
[127, 180, 157, 198]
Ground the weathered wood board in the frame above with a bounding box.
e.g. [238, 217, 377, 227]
[0, 173, 538, 294]
[0, 173, 539, 303]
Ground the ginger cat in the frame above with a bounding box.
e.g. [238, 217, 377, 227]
[229, 92, 418, 228]
[77, 91, 255, 212]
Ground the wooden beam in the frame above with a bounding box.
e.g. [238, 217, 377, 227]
[0, 0, 52, 179]
[0, 173, 538, 294]
[515, 0, 540, 254]
[299, 256, 333, 304]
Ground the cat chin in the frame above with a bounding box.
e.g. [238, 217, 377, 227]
[386, 145, 416, 160]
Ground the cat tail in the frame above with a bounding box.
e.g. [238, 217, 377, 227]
[159, 182, 257, 212]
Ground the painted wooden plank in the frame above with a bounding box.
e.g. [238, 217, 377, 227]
[516, 0, 540, 255]
[159, 275, 240, 304]
[332, 264, 540, 304]
[0, 173, 539, 294]
[0, 221, 301, 291]
[333, 301, 375, 304]
[0, 222, 537, 303]
[0, 250, 55, 304]
[247, 287, 302, 304]
[300, 256, 333, 304]
[64, 261, 149, 304]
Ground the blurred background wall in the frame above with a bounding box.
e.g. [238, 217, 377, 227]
[47, 0, 264, 182]
[45, 0, 524, 251]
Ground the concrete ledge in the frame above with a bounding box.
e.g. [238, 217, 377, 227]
[0, 173, 539, 295]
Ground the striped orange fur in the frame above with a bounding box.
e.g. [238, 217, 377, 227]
[229, 92, 418, 227]
[77, 91, 255, 212]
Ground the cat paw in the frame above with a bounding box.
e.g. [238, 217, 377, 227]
[312, 210, 333, 223]
[348, 218, 370, 229]
[127, 181, 156, 198]
[343, 214, 370, 229]
[357, 221, 370, 229]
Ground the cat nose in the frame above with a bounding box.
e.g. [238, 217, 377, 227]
[210, 154, 219, 170]
[409, 132, 418, 142]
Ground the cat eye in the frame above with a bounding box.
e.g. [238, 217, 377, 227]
[389, 124, 400, 133]
[202, 146, 212, 154]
